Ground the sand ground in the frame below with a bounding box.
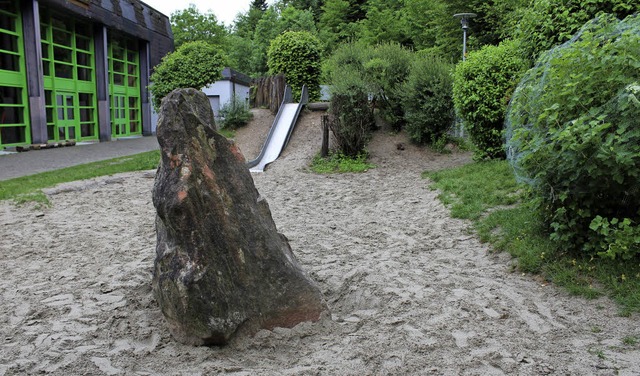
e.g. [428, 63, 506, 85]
[1, 109, 638, 375]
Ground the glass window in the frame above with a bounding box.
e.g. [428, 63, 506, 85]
[0, 52, 19, 71]
[0, 33, 19, 53]
[41, 42, 49, 59]
[53, 46, 72, 63]
[76, 36, 90, 51]
[77, 67, 92, 81]
[1, 126, 26, 144]
[80, 108, 92, 122]
[75, 23, 90, 38]
[0, 86, 21, 104]
[0, 13, 16, 32]
[76, 51, 90, 66]
[113, 61, 124, 73]
[112, 46, 124, 60]
[78, 93, 92, 106]
[0, 106, 22, 124]
[51, 17, 72, 32]
[52, 31, 72, 47]
[54, 63, 72, 78]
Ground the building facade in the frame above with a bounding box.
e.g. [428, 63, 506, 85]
[202, 67, 252, 118]
[0, 0, 173, 149]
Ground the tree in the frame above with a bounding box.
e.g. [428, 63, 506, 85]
[267, 31, 322, 100]
[170, 5, 228, 49]
[250, 6, 318, 76]
[515, 0, 640, 61]
[251, 0, 268, 11]
[149, 41, 227, 110]
[357, 0, 411, 47]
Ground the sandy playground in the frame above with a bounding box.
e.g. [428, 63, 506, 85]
[0, 109, 639, 375]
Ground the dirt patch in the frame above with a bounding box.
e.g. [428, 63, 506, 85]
[0, 110, 638, 375]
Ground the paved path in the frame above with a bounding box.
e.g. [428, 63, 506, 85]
[0, 136, 159, 181]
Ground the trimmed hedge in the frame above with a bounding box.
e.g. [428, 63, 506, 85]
[453, 40, 528, 160]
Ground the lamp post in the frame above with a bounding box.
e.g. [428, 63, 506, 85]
[453, 13, 477, 61]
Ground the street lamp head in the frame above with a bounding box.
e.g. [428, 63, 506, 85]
[453, 13, 477, 30]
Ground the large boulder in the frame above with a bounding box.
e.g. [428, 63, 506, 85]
[152, 88, 327, 346]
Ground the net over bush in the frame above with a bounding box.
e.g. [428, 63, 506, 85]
[506, 15, 640, 259]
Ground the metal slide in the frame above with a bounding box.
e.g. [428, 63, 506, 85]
[247, 85, 308, 172]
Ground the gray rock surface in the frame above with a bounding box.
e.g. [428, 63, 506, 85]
[152, 88, 326, 346]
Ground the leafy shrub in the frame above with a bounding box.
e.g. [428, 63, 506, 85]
[149, 41, 226, 111]
[324, 43, 375, 156]
[506, 15, 640, 259]
[328, 90, 374, 157]
[364, 43, 413, 131]
[218, 96, 253, 129]
[267, 31, 322, 101]
[453, 39, 528, 160]
[516, 0, 640, 60]
[402, 53, 454, 144]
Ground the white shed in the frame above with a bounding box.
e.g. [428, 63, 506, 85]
[202, 67, 252, 118]
[150, 67, 252, 133]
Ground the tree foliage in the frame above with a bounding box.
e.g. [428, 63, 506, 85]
[365, 43, 412, 130]
[149, 41, 226, 110]
[267, 31, 322, 100]
[515, 0, 640, 60]
[324, 43, 374, 156]
[170, 5, 228, 49]
[402, 54, 454, 144]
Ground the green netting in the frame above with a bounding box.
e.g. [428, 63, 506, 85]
[504, 14, 640, 257]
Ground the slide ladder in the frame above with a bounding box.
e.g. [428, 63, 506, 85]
[247, 85, 308, 172]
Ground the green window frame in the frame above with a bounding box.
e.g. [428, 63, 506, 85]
[0, 0, 31, 148]
[40, 9, 98, 142]
[108, 35, 141, 137]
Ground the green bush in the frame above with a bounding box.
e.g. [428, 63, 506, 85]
[506, 15, 640, 259]
[218, 96, 253, 129]
[324, 43, 375, 156]
[328, 90, 374, 157]
[516, 0, 640, 60]
[453, 39, 527, 160]
[402, 53, 454, 144]
[149, 41, 226, 111]
[267, 31, 322, 101]
[365, 43, 413, 131]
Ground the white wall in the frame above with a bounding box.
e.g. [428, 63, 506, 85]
[150, 80, 251, 132]
[202, 81, 232, 117]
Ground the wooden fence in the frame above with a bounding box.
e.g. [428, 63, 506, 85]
[251, 74, 286, 114]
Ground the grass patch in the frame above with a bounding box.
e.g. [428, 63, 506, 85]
[0, 150, 160, 202]
[310, 153, 375, 174]
[423, 160, 520, 220]
[425, 159, 640, 314]
[217, 128, 236, 139]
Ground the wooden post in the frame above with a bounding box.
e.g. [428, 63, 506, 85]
[321, 115, 329, 158]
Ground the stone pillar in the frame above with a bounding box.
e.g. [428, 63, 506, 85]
[21, 0, 47, 144]
[94, 25, 111, 142]
[140, 41, 152, 135]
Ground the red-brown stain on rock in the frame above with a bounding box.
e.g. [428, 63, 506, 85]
[229, 144, 246, 163]
[202, 165, 215, 181]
